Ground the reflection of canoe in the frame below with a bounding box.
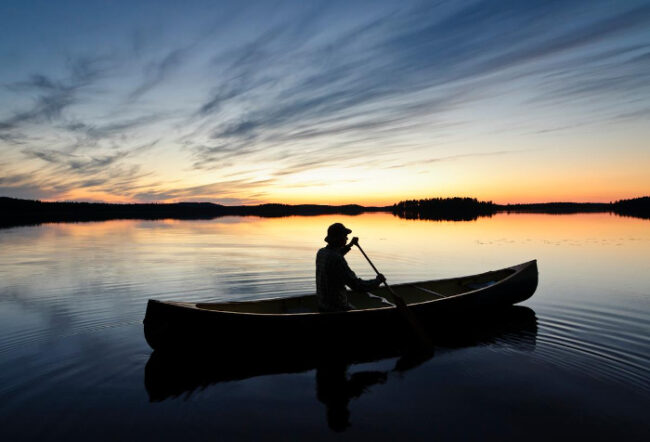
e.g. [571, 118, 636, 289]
[144, 260, 537, 351]
[145, 306, 538, 402]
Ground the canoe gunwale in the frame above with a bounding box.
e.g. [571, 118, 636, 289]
[149, 259, 537, 318]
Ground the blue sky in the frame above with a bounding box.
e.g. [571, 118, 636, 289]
[1, 0, 649, 204]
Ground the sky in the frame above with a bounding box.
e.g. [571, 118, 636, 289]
[0, 0, 649, 205]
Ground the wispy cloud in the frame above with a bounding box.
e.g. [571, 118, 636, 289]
[2, 56, 110, 129]
[132, 177, 275, 203]
[61, 115, 164, 141]
[128, 47, 190, 101]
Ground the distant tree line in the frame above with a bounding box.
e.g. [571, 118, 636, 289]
[502, 202, 610, 214]
[0, 195, 647, 229]
[392, 196, 650, 221]
[610, 196, 650, 219]
[392, 197, 497, 221]
[0, 197, 388, 228]
[499, 197, 649, 219]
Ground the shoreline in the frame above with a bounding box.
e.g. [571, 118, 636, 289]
[1, 196, 648, 228]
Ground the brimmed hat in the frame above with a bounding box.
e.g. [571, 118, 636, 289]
[325, 222, 352, 243]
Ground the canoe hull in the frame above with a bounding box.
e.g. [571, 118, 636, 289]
[144, 260, 538, 352]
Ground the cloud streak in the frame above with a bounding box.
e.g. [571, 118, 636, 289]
[2, 56, 109, 129]
[128, 47, 190, 101]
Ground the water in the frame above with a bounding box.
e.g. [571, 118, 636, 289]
[0, 213, 648, 441]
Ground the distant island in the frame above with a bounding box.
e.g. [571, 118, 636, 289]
[392, 196, 650, 221]
[392, 197, 497, 221]
[0, 195, 648, 228]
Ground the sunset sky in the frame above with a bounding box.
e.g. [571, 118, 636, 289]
[0, 0, 648, 205]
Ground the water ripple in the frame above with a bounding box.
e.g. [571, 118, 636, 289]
[533, 300, 650, 394]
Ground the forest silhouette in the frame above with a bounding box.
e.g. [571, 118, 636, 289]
[0, 196, 648, 228]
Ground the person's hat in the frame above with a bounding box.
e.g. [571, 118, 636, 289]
[325, 222, 352, 243]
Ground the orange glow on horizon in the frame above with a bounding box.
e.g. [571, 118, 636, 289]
[43, 163, 649, 206]
[43, 189, 649, 206]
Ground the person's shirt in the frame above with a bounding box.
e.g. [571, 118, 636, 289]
[316, 244, 380, 312]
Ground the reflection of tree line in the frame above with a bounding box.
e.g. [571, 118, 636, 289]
[1, 195, 648, 228]
[393, 196, 650, 221]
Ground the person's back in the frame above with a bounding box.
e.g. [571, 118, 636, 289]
[316, 245, 351, 311]
[316, 223, 384, 312]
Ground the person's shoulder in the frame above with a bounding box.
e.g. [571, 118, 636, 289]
[316, 246, 330, 259]
[317, 246, 343, 259]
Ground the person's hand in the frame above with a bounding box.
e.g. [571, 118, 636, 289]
[348, 236, 359, 247]
[376, 273, 386, 284]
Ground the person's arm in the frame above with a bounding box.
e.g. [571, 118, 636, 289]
[338, 255, 384, 292]
[340, 237, 358, 256]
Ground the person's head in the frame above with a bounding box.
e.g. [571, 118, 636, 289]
[324, 223, 351, 247]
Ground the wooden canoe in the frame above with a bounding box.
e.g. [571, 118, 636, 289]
[143, 260, 538, 351]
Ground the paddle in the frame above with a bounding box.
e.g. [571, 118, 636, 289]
[354, 242, 433, 350]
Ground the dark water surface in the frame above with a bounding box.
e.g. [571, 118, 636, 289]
[0, 213, 648, 441]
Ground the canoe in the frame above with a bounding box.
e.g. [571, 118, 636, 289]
[143, 260, 538, 351]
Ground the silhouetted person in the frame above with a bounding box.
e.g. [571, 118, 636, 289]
[316, 360, 387, 432]
[316, 223, 385, 312]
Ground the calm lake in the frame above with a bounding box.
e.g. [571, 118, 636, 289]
[0, 212, 648, 441]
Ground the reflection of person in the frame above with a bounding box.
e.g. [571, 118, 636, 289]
[316, 361, 387, 432]
[316, 223, 385, 312]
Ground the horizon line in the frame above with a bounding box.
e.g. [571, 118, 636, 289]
[2, 195, 648, 207]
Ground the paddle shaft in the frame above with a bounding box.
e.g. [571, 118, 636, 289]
[354, 243, 405, 306]
[354, 243, 432, 349]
